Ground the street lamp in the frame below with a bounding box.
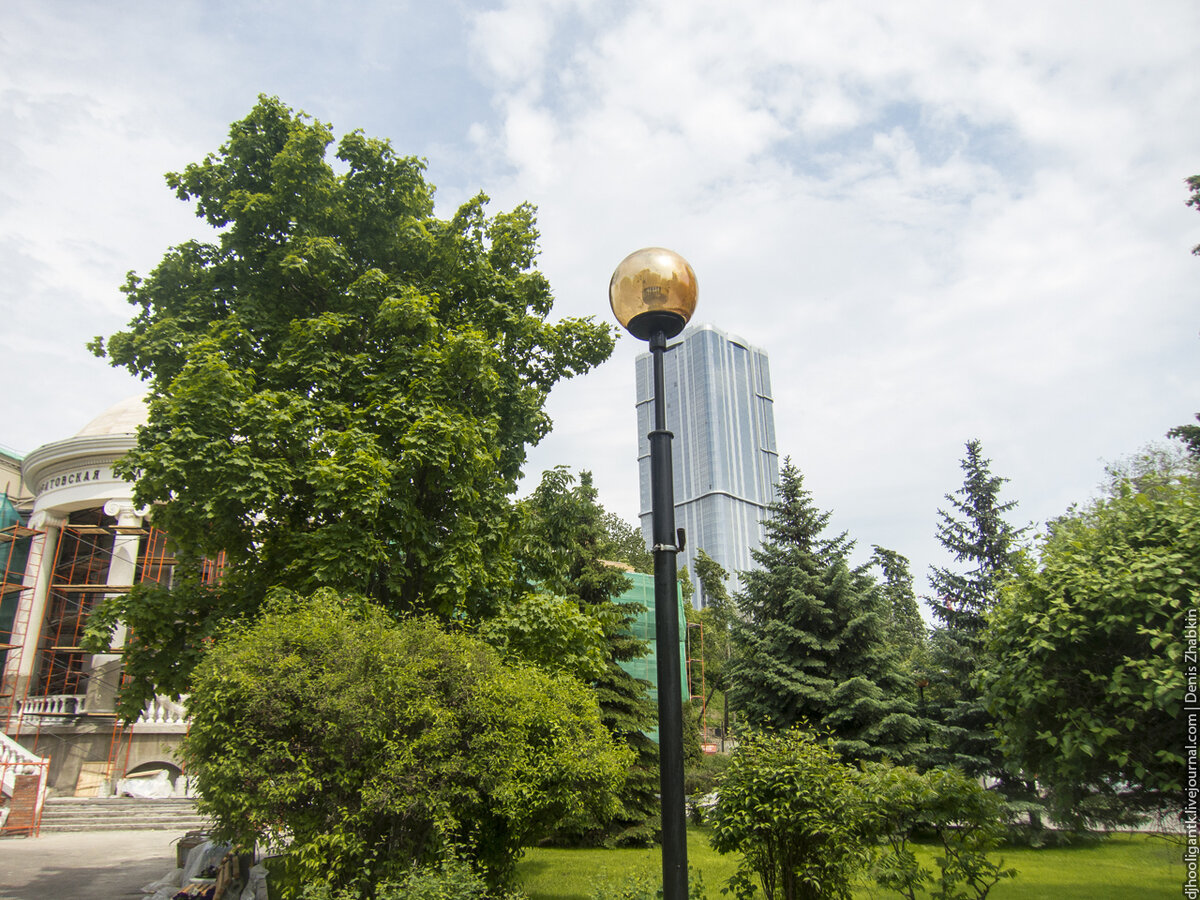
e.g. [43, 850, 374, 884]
[609, 247, 697, 900]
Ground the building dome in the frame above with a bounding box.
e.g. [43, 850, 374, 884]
[75, 395, 149, 437]
[22, 395, 148, 506]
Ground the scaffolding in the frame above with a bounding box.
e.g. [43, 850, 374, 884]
[0, 504, 226, 803]
[0, 519, 41, 729]
[0, 518, 48, 833]
[36, 510, 121, 699]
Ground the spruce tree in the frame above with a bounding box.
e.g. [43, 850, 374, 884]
[926, 440, 1026, 778]
[728, 460, 922, 763]
[870, 546, 926, 658]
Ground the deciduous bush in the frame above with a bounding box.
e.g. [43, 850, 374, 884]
[981, 476, 1195, 816]
[707, 729, 1016, 900]
[859, 763, 1016, 900]
[182, 591, 630, 898]
[299, 853, 525, 900]
[708, 728, 870, 900]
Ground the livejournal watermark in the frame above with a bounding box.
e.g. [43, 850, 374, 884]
[1185, 604, 1197, 898]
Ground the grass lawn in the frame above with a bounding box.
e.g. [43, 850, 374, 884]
[517, 829, 1187, 900]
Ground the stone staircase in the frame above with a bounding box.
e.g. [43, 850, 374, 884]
[37, 797, 210, 833]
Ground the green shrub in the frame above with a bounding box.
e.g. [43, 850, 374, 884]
[684, 752, 732, 825]
[183, 591, 631, 898]
[300, 853, 528, 900]
[685, 751, 732, 797]
[859, 762, 1016, 900]
[707, 728, 871, 900]
[706, 729, 1015, 900]
[587, 867, 706, 900]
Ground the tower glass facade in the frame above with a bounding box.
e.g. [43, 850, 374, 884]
[636, 324, 779, 606]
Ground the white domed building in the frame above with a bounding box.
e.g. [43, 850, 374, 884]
[1, 397, 190, 813]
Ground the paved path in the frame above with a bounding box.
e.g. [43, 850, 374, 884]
[0, 829, 181, 899]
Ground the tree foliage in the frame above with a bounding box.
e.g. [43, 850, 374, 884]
[870, 546, 926, 659]
[85, 97, 613, 713]
[981, 476, 1196, 813]
[475, 591, 608, 684]
[515, 468, 637, 609]
[182, 592, 629, 898]
[1171, 177, 1200, 453]
[687, 550, 733, 735]
[860, 763, 1016, 900]
[728, 460, 922, 762]
[694, 548, 730, 613]
[929, 441, 1026, 635]
[690, 550, 732, 693]
[1187, 173, 1200, 256]
[1097, 440, 1199, 498]
[709, 728, 870, 900]
[1167, 415, 1200, 459]
[600, 511, 653, 573]
[514, 467, 661, 846]
[708, 729, 1016, 900]
[926, 440, 1026, 779]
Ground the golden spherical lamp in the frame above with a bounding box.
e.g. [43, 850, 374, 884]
[609, 247, 698, 340]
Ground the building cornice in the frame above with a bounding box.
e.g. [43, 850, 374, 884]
[22, 433, 137, 495]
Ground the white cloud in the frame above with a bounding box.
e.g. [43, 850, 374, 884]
[466, 0, 1200, 591]
[0, 0, 1196, 597]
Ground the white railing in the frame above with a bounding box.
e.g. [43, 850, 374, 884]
[16, 693, 191, 728]
[16, 694, 87, 724]
[135, 695, 190, 726]
[0, 729, 49, 814]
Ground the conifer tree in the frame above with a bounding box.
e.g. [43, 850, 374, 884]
[728, 460, 922, 763]
[926, 440, 1026, 778]
[870, 546, 926, 658]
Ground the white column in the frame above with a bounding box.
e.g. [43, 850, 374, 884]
[3, 512, 63, 729]
[11, 511, 64, 688]
[83, 501, 143, 714]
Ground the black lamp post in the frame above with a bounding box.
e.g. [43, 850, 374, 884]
[609, 247, 698, 900]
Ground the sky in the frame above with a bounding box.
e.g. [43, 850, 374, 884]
[2, 1, 1197, 599]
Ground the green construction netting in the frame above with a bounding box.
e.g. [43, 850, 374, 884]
[614, 571, 688, 744]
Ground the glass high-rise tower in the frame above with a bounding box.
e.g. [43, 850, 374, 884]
[635, 323, 779, 607]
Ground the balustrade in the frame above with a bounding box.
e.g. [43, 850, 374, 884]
[13, 692, 192, 727]
[135, 695, 190, 726]
[16, 694, 87, 722]
[0, 730, 48, 809]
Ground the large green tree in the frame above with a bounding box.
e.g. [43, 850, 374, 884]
[728, 460, 922, 762]
[981, 471, 1196, 822]
[926, 440, 1026, 779]
[694, 548, 731, 613]
[85, 97, 612, 716]
[512, 467, 661, 846]
[182, 591, 629, 898]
